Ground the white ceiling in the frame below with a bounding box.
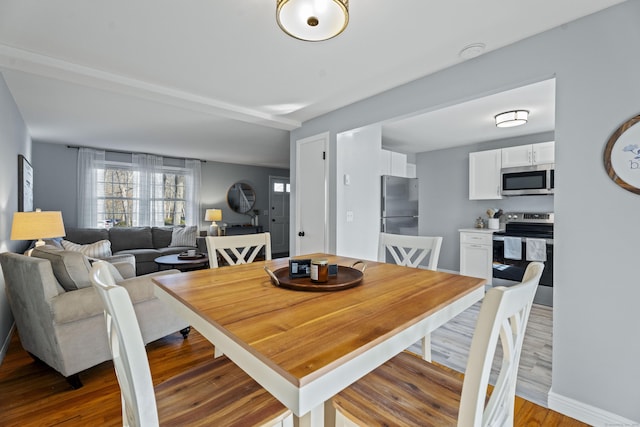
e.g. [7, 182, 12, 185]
[382, 78, 556, 154]
[0, 0, 625, 168]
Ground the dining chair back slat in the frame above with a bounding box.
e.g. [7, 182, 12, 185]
[378, 232, 443, 271]
[206, 233, 272, 268]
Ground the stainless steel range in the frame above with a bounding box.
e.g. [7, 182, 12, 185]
[492, 212, 554, 306]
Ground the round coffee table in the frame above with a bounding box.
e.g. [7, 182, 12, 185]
[155, 253, 209, 272]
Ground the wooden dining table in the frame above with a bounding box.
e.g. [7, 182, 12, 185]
[153, 253, 485, 426]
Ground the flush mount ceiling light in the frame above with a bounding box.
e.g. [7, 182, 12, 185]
[495, 110, 529, 128]
[276, 0, 349, 42]
[459, 43, 486, 59]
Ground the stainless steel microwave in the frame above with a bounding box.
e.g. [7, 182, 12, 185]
[501, 164, 554, 196]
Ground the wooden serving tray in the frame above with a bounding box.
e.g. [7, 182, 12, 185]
[265, 264, 364, 292]
[178, 252, 206, 260]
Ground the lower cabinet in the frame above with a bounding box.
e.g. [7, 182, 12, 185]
[460, 230, 494, 285]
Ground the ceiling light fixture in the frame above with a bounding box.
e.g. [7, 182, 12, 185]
[276, 0, 349, 42]
[459, 43, 486, 59]
[495, 110, 529, 128]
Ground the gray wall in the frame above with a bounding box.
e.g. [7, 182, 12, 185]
[0, 72, 32, 361]
[290, 2, 640, 423]
[418, 132, 554, 272]
[32, 142, 288, 231]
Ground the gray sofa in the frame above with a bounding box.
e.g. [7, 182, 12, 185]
[0, 247, 189, 388]
[64, 226, 207, 275]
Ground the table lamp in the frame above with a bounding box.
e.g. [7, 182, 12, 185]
[204, 209, 222, 236]
[11, 208, 66, 253]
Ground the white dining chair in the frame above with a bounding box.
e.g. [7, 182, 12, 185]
[89, 261, 292, 427]
[205, 232, 272, 268]
[332, 261, 544, 427]
[378, 232, 443, 270]
[378, 232, 443, 360]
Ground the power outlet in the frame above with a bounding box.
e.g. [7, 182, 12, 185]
[346, 211, 354, 222]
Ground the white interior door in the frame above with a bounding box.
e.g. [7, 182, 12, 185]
[296, 132, 328, 255]
[268, 176, 290, 255]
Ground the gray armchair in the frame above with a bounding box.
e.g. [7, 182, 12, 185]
[0, 249, 190, 388]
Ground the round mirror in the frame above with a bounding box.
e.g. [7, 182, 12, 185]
[227, 182, 256, 214]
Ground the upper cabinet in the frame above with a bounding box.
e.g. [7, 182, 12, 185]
[469, 148, 502, 200]
[501, 141, 555, 168]
[380, 149, 408, 177]
[469, 141, 555, 200]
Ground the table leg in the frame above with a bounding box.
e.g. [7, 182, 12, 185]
[294, 402, 327, 427]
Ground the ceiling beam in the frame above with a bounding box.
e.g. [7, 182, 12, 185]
[0, 43, 301, 131]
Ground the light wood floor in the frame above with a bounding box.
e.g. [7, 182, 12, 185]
[410, 302, 553, 408]
[0, 323, 584, 426]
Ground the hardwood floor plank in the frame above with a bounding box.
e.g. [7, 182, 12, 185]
[0, 325, 584, 426]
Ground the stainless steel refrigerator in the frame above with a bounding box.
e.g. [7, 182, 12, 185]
[381, 175, 419, 235]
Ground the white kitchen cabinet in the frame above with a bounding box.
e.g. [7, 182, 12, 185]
[533, 141, 555, 164]
[501, 141, 555, 168]
[380, 149, 408, 177]
[469, 148, 502, 200]
[406, 163, 416, 178]
[460, 230, 494, 285]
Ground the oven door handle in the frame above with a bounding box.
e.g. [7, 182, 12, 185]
[492, 235, 554, 245]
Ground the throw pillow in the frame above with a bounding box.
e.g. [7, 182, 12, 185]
[61, 239, 113, 258]
[169, 226, 197, 247]
[86, 258, 124, 282]
[32, 247, 92, 291]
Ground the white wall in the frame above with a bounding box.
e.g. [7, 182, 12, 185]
[0, 72, 32, 362]
[336, 125, 382, 260]
[290, 2, 640, 423]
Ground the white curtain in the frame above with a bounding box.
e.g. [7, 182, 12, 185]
[132, 153, 165, 227]
[77, 148, 106, 227]
[78, 150, 200, 228]
[184, 159, 201, 226]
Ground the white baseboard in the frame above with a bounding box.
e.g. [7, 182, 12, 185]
[0, 323, 16, 366]
[548, 389, 639, 426]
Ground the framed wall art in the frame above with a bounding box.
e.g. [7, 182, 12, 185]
[18, 154, 33, 212]
[604, 114, 640, 195]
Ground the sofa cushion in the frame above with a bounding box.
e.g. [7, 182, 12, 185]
[114, 248, 162, 265]
[32, 247, 92, 291]
[152, 227, 174, 248]
[169, 226, 197, 247]
[61, 239, 112, 258]
[110, 227, 153, 252]
[65, 227, 109, 245]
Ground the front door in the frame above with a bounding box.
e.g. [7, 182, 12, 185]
[269, 176, 290, 255]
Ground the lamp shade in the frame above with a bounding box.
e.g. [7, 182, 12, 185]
[495, 110, 529, 128]
[204, 209, 223, 222]
[11, 210, 66, 242]
[276, 0, 349, 41]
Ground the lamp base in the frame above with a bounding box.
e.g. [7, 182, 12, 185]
[209, 223, 219, 236]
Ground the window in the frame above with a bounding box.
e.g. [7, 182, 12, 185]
[273, 182, 290, 193]
[78, 148, 201, 228]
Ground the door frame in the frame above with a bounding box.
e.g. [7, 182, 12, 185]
[268, 175, 290, 254]
[295, 131, 329, 255]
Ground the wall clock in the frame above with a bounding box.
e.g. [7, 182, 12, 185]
[604, 114, 640, 195]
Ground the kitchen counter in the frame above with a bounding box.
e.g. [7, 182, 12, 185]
[459, 227, 503, 233]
